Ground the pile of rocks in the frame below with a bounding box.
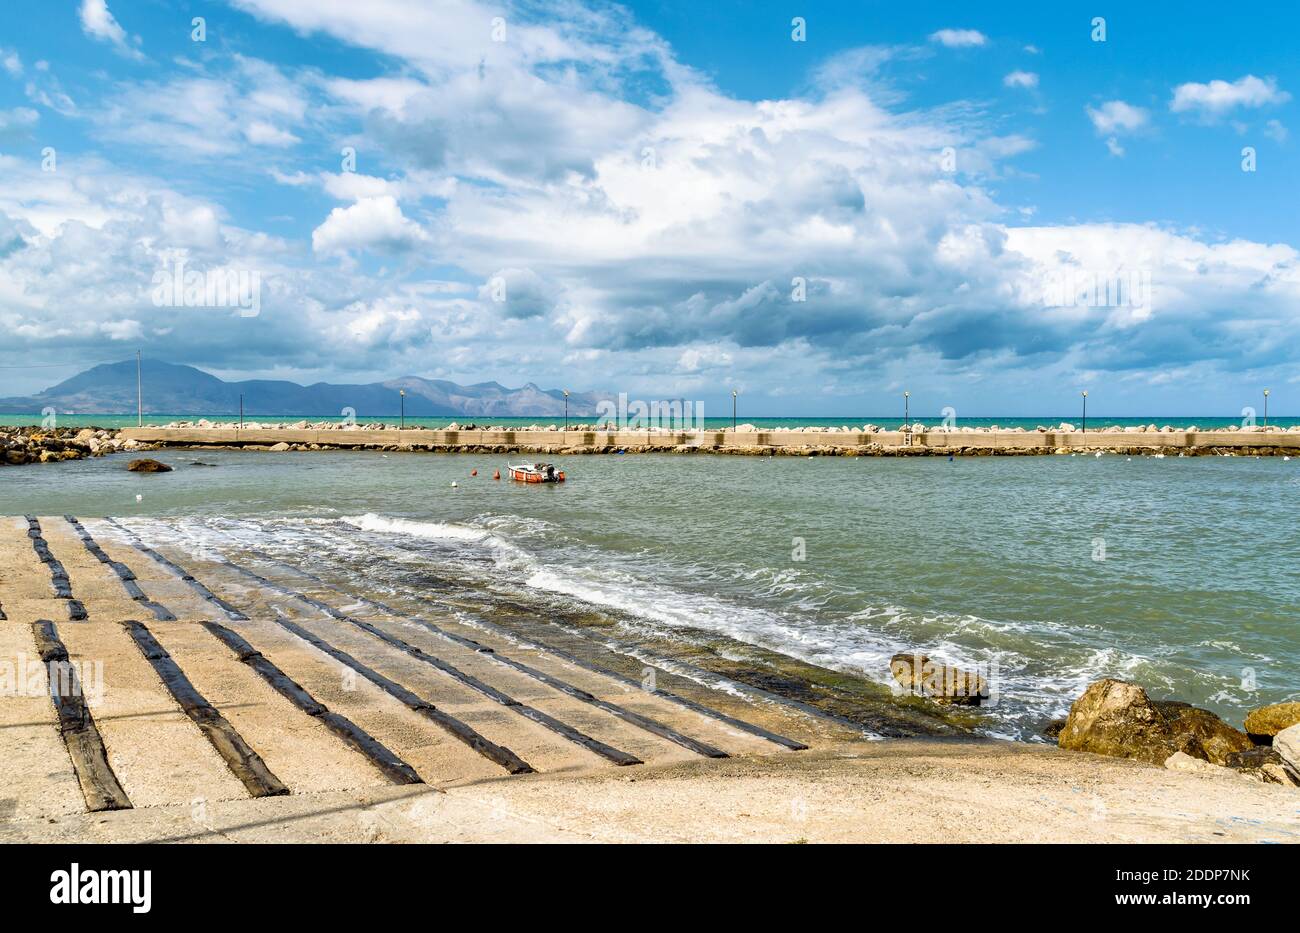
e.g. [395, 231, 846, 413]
[0, 426, 140, 466]
[1054, 679, 1300, 786]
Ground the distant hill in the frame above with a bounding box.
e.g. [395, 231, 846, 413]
[0, 360, 609, 418]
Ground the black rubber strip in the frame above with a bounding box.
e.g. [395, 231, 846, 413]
[31, 620, 132, 812]
[200, 621, 424, 786]
[64, 517, 176, 621]
[120, 620, 288, 798]
[225, 551, 732, 759]
[263, 612, 535, 774]
[101, 519, 247, 620]
[218, 560, 642, 767]
[346, 586, 807, 749]
[106, 532, 535, 774]
[24, 516, 75, 602]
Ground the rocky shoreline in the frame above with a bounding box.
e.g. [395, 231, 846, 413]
[890, 654, 1300, 787]
[0, 426, 155, 466]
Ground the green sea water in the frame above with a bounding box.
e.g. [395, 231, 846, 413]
[2, 412, 1298, 432]
[3, 447, 1296, 739]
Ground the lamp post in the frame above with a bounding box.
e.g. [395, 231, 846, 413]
[903, 391, 910, 429]
[1263, 388, 1270, 429]
[136, 350, 142, 427]
[564, 390, 569, 432]
[1081, 390, 1088, 435]
[239, 393, 244, 429]
[732, 389, 738, 431]
[399, 388, 406, 430]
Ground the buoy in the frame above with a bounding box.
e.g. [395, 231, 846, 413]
[451, 481, 458, 488]
[135, 494, 143, 502]
[471, 469, 478, 476]
[493, 469, 501, 480]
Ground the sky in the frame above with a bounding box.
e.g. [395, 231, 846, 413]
[0, 0, 1297, 417]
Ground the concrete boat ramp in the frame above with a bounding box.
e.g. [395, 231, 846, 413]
[0, 515, 839, 839]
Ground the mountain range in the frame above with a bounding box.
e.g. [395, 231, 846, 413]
[0, 360, 608, 417]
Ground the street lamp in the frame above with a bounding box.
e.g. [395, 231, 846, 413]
[239, 393, 244, 429]
[564, 390, 569, 432]
[732, 389, 738, 431]
[1263, 388, 1270, 429]
[399, 388, 406, 430]
[1081, 390, 1088, 435]
[903, 391, 910, 429]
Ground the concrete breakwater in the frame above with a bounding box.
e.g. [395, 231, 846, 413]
[118, 421, 1300, 456]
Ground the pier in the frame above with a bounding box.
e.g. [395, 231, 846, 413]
[117, 425, 1300, 455]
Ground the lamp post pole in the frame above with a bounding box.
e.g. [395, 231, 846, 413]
[239, 393, 244, 429]
[1263, 388, 1270, 429]
[1081, 390, 1088, 435]
[136, 350, 142, 427]
[564, 390, 569, 432]
[399, 389, 405, 430]
[903, 391, 909, 428]
[732, 390, 738, 431]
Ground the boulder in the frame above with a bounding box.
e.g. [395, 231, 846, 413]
[1058, 679, 1253, 765]
[1243, 702, 1300, 741]
[1224, 746, 1300, 786]
[1164, 751, 1221, 776]
[127, 458, 172, 473]
[1042, 718, 1068, 739]
[269, 442, 291, 452]
[889, 652, 987, 706]
[1275, 724, 1300, 781]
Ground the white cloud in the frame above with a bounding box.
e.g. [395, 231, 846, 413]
[1171, 74, 1290, 116]
[311, 196, 429, 254]
[1003, 71, 1038, 89]
[0, 107, 38, 132]
[2, 0, 1297, 406]
[92, 57, 308, 157]
[929, 29, 988, 48]
[1264, 119, 1288, 143]
[78, 0, 143, 60]
[1086, 100, 1149, 134]
[2, 49, 21, 77]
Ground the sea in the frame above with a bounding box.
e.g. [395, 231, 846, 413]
[3, 431, 1296, 740]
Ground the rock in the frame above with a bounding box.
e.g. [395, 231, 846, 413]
[1275, 724, 1300, 780]
[1042, 718, 1068, 739]
[1243, 701, 1300, 741]
[127, 458, 172, 473]
[1224, 746, 1300, 786]
[1058, 679, 1253, 765]
[269, 442, 291, 452]
[889, 652, 987, 706]
[1164, 751, 1221, 775]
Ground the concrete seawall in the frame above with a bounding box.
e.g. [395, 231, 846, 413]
[118, 426, 1300, 455]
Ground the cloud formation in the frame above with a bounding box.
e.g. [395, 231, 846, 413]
[1171, 74, 1290, 116]
[78, 0, 143, 60]
[929, 29, 988, 48]
[0, 0, 1296, 412]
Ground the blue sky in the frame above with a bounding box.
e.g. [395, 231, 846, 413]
[0, 1, 1297, 416]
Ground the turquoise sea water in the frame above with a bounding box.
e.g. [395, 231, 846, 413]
[3, 412, 1298, 431]
[3, 447, 1296, 739]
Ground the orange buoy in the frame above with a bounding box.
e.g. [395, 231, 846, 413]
[471, 469, 478, 476]
[493, 469, 501, 480]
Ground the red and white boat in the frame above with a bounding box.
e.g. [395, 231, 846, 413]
[507, 462, 566, 483]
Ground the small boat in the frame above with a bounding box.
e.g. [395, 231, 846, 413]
[508, 462, 565, 483]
